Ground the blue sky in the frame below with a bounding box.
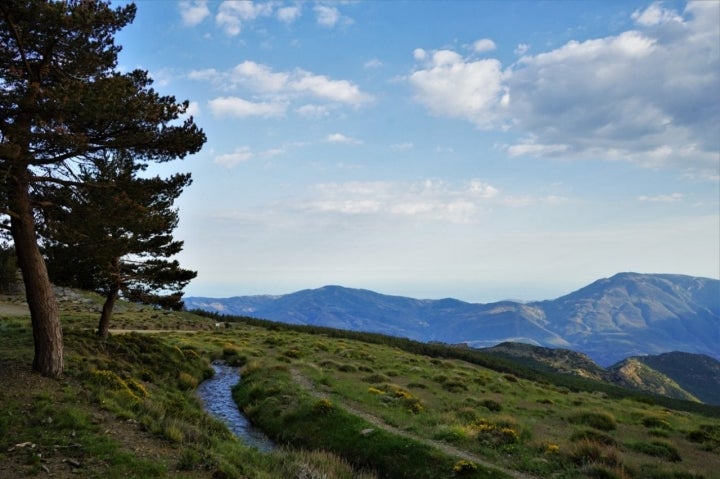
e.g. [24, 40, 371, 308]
[115, 0, 719, 302]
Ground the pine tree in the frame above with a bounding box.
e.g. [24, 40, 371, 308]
[41, 152, 197, 338]
[0, 1, 205, 376]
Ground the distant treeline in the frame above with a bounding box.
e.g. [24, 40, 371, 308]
[189, 309, 720, 418]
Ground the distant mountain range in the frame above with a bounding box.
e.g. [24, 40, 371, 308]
[185, 272, 719, 367]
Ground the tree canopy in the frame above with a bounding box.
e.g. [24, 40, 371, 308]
[0, 0, 206, 376]
[41, 152, 197, 338]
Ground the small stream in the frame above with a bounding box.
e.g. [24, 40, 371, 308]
[196, 362, 276, 452]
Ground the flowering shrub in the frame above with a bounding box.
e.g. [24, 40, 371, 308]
[452, 459, 477, 475]
[312, 398, 335, 415]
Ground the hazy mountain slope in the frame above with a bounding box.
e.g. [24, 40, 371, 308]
[429, 301, 570, 348]
[185, 273, 719, 367]
[539, 273, 720, 364]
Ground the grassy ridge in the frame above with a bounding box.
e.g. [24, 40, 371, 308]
[212, 322, 719, 478]
[232, 359, 509, 479]
[193, 310, 720, 417]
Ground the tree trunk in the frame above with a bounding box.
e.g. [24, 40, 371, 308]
[98, 287, 119, 339]
[9, 172, 63, 377]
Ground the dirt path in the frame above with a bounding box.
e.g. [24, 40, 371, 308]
[290, 369, 540, 479]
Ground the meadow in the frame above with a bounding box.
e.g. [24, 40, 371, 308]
[0, 291, 718, 478]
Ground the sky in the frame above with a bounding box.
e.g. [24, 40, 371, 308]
[113, 0, 719, 303]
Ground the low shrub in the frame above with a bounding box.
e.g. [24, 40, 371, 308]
[569, 411, 617, 431]
[686, 424, 720, 450]
[568, 440, 623, 468]
[312, 398, 335, 415]
[178, 371, 199, 390]
[626, 440, 682, 462]
[452, 459, 478, 475]
[571, 429, 617, 446]
[480, 398, 503, 412]
[362, 373, 389, 384]
[471, 418, 521, 448]
[440, 378, 468, 393]
[642, 416, 673, 430]
[284, 348, 303, 359]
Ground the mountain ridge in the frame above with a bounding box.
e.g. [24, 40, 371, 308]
[185, 272, 720, 366]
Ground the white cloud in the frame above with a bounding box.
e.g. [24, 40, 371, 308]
[326, 133, 362, 144]
[292, 70, 371, 105]
[514, 43, 530, 56]
[364, 59, 383, 69]
[314, 5, 340, 27]
[185, 101, 201, 117]
[506, 138, 570, 157]
[409, 49, 506, 129]
[188, 68, 218, 82]
[216, 0, 274, 35]
[390, 142, 414, 151]
[190, 1, 353, 35]
[632, 2, 682, 26]
[473, 38, 496, 53]
[291, 179, 507, 224]
[638, 193, 684, 203]
[468, 179, 499, 199]
[296, 104, 331, 118]
[179, 0, 210, 26]
[148, 67, 175, 87]
[194, 61, 372, 108]
[259, 147, 285, 159]
[214, 147, 253, 168]
[277, 5, 301, 24]
[408, 2, 720, 176]
[208, 96, 286, 118]
[231, 61, 290, 92]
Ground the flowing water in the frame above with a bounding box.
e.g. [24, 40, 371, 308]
[196, 362, 276, 452]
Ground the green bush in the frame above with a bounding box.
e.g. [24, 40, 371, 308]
[480, 398, 503, 412]
[626, 440, 681, 462]
[642, 416, 673, 430]
[569, 411, 617, 431]
[570, 429, 617, 446]
[453, 459, 478, 475]
[568, 440, 622, 468]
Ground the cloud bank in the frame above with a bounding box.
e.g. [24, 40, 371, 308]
[409, 2, 719, 177]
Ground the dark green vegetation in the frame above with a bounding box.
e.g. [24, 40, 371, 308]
[1, 0, 205, 376]
[41, 152, 197, 338]
[2, 292, 719, 478]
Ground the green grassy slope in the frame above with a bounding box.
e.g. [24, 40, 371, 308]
[1, 291, 719, 479]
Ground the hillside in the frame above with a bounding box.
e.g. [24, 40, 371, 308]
[186, 273, 720, 366]
[610, 352, 720, 405]
[1, 291, 720, 479]
[480, 342, 610, 382]
[482, 342, 720, 405]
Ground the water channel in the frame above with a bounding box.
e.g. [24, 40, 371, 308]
[196, 362, 276, 452]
